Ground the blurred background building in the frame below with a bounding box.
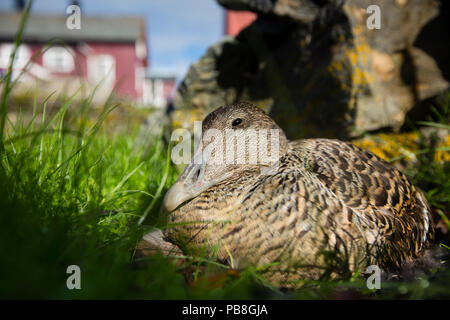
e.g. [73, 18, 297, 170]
[143, 72, 176, 108]
[0, 0, 250, 108]
[0, 11, 148, 101]
[224, 10, 256, 36]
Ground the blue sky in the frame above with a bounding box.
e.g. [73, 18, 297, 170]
[0, 0, 225, 79]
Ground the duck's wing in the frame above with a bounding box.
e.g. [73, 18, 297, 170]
[226, 160, 355, 272]
[227, 154, 377, 277]
[295, 139, 434, 262]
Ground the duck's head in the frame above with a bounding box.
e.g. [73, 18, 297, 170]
[163, 102, 289, 212]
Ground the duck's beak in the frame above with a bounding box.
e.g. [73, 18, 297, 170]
[163, 180, 192, 212]
[163, 144, 233, 212]
[164, 133, 238, 212]
[163, 160, 207, 212]
[164, 139, 211, 211]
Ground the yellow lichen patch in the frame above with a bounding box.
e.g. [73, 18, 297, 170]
[352, 67, 368, 86]
[435, 135, 450, 162]
[327, 33, 375, 95]
[352, 132, 450, 164]
[348, 50, 358, 65]
[171, 108, 205, 130]
[330, 7, 382, 93]
[350, 42, 375, 86]
[352, 132, 416, 162]
[354, 43, 371, 65]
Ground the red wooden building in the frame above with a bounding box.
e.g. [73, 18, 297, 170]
[225, 10, 257, 36]
[0, 12, 149, 102]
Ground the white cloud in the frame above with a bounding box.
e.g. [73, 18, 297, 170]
[150, 33, 212, 53]
[149, 58, 193, 80]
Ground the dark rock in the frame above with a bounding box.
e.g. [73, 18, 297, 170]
[171, 0, 449, 139]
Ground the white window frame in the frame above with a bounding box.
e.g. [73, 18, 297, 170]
[0, 43, 31, 69]
[87, 54, 116, 86]
[42, 46, 75, 73]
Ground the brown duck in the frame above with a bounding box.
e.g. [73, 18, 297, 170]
[154, 102, 434, 286]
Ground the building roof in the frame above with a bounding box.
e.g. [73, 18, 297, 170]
[146, 72, 177, 81]
[0, 12, 145, 43]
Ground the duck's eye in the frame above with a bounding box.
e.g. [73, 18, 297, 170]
[232, 118, 243, 126]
